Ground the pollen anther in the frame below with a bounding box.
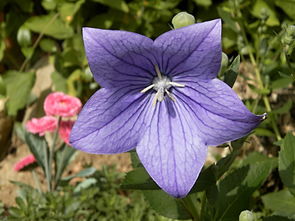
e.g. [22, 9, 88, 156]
[140, 64, 185, 105]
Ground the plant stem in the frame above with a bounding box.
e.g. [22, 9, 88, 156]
[182, 194, 200, 221]
[31, 169, 42, 193]
[249, 53, 282, 141]
[48, 116, 61, 191]
[44, 142, 51, 192]
[19, 13, 59, 72]
[236, 16, 282, 141]
[200, 191, 207, 220]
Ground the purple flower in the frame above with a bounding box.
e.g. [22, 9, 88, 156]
[70, 19, 265, 197]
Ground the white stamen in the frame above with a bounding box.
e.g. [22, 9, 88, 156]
[155, 64, 162, 79]
[165, 89, 176, 101]
[140, 64, 185, 105]
[169, 82, 185, 87]
[140, 84, 154, 93]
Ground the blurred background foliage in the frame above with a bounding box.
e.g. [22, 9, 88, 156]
[0, 0, 295, 220]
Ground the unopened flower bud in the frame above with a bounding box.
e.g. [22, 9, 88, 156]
[172, 12, 195, 29]
[239, 210, 255, 221]
[219, 52, 228, 75]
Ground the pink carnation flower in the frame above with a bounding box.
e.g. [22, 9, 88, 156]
[14, 154, 36, 171]
[59, 120, 75, 145]
[26, 116, 58, 136]
[44, 92, 82, 117]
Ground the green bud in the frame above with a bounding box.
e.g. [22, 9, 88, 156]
[17, 26, 31, 47]
[221, 52, 229, 68]
[219, 52, 228, 75]
[172, 12, 195, 29]
[239, 210, 255, 221]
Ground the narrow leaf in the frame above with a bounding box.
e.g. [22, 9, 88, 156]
[224, 55, 240, 87]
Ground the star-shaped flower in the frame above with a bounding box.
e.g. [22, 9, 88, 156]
[70, 19, 265, 197]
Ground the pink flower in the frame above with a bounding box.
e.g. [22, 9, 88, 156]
[26, 116, 58, 136]
[14, 154, 36, 171]
[44, 92, 82, 117]
[59, 120, 75, 145]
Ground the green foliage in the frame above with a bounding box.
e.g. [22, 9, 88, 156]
[279, 133, 295, 194]
[1, 0, 295, 220]
[24, 14, 74, 39]
[262, 189, 295, 219]
[6, 167, 175, 221]
[223, 55, 240, 88]
[3, 71, 35, 116]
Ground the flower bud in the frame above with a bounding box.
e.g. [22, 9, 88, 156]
[172, 12, 195, 29]
[239, 210, 255, 221]
[219, 52, 229, 75]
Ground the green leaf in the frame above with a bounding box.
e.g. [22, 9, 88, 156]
[24, 14, 74, 39]
[279, 133, 295, 193]
[42, 0, 57, 10]
[130, 151, 142, 168]
[62, 167, 96, 181]
[271, 77, 293, 89]
[15, 197, 26, 210]
[87, 13, 113, 29]
[252, 0, 279, 26]
[0, 76, 5, 95]
[143, 190, 192, 220]
[274, 0, 295, 19]
[121, 167, 159, 190]
[272, 100, 293, 114]
[262, 189, 295, 218]
[91, 0, 129, 12]
[193, 0, 212, 7]
[58, 0, 85, 22]
[263, 215, 295, 221]
[40, 38, 57, 53]
[24, 132, 49, 176]
[0, 37, 5, 61]
[215, 153, 277, 220]
[191, 145, 240, 193]
[190, 166, 216, 193]
[3, 71, 35, 116]
[224, 55, 240, 87]
[74, 178, 97, 193]
[254, 128, 275, 137]
[21, 47, 34, 59]
[51, 71, 67, 93]
[55, 144, 76, 183]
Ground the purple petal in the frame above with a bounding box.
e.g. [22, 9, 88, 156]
[83, 28, 156, 88]
[70, 88, 153, 154]
[153, 19, 221, 81]
[174, 79, 265, 146]
[136, 99, 208, 198]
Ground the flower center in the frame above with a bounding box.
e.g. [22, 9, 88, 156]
[140, 65, 185, 105]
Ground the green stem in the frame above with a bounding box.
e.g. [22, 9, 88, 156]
[48, 116, 61, 191]
[182, 194, 200, 221]
[31, 169, 42, 193]
[249, 53, 282, 141]
[200, 191, 207, 220]
[19, 13, 59, 72]
[44, 142, 51, 192]
[236, 17, 281, 141]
